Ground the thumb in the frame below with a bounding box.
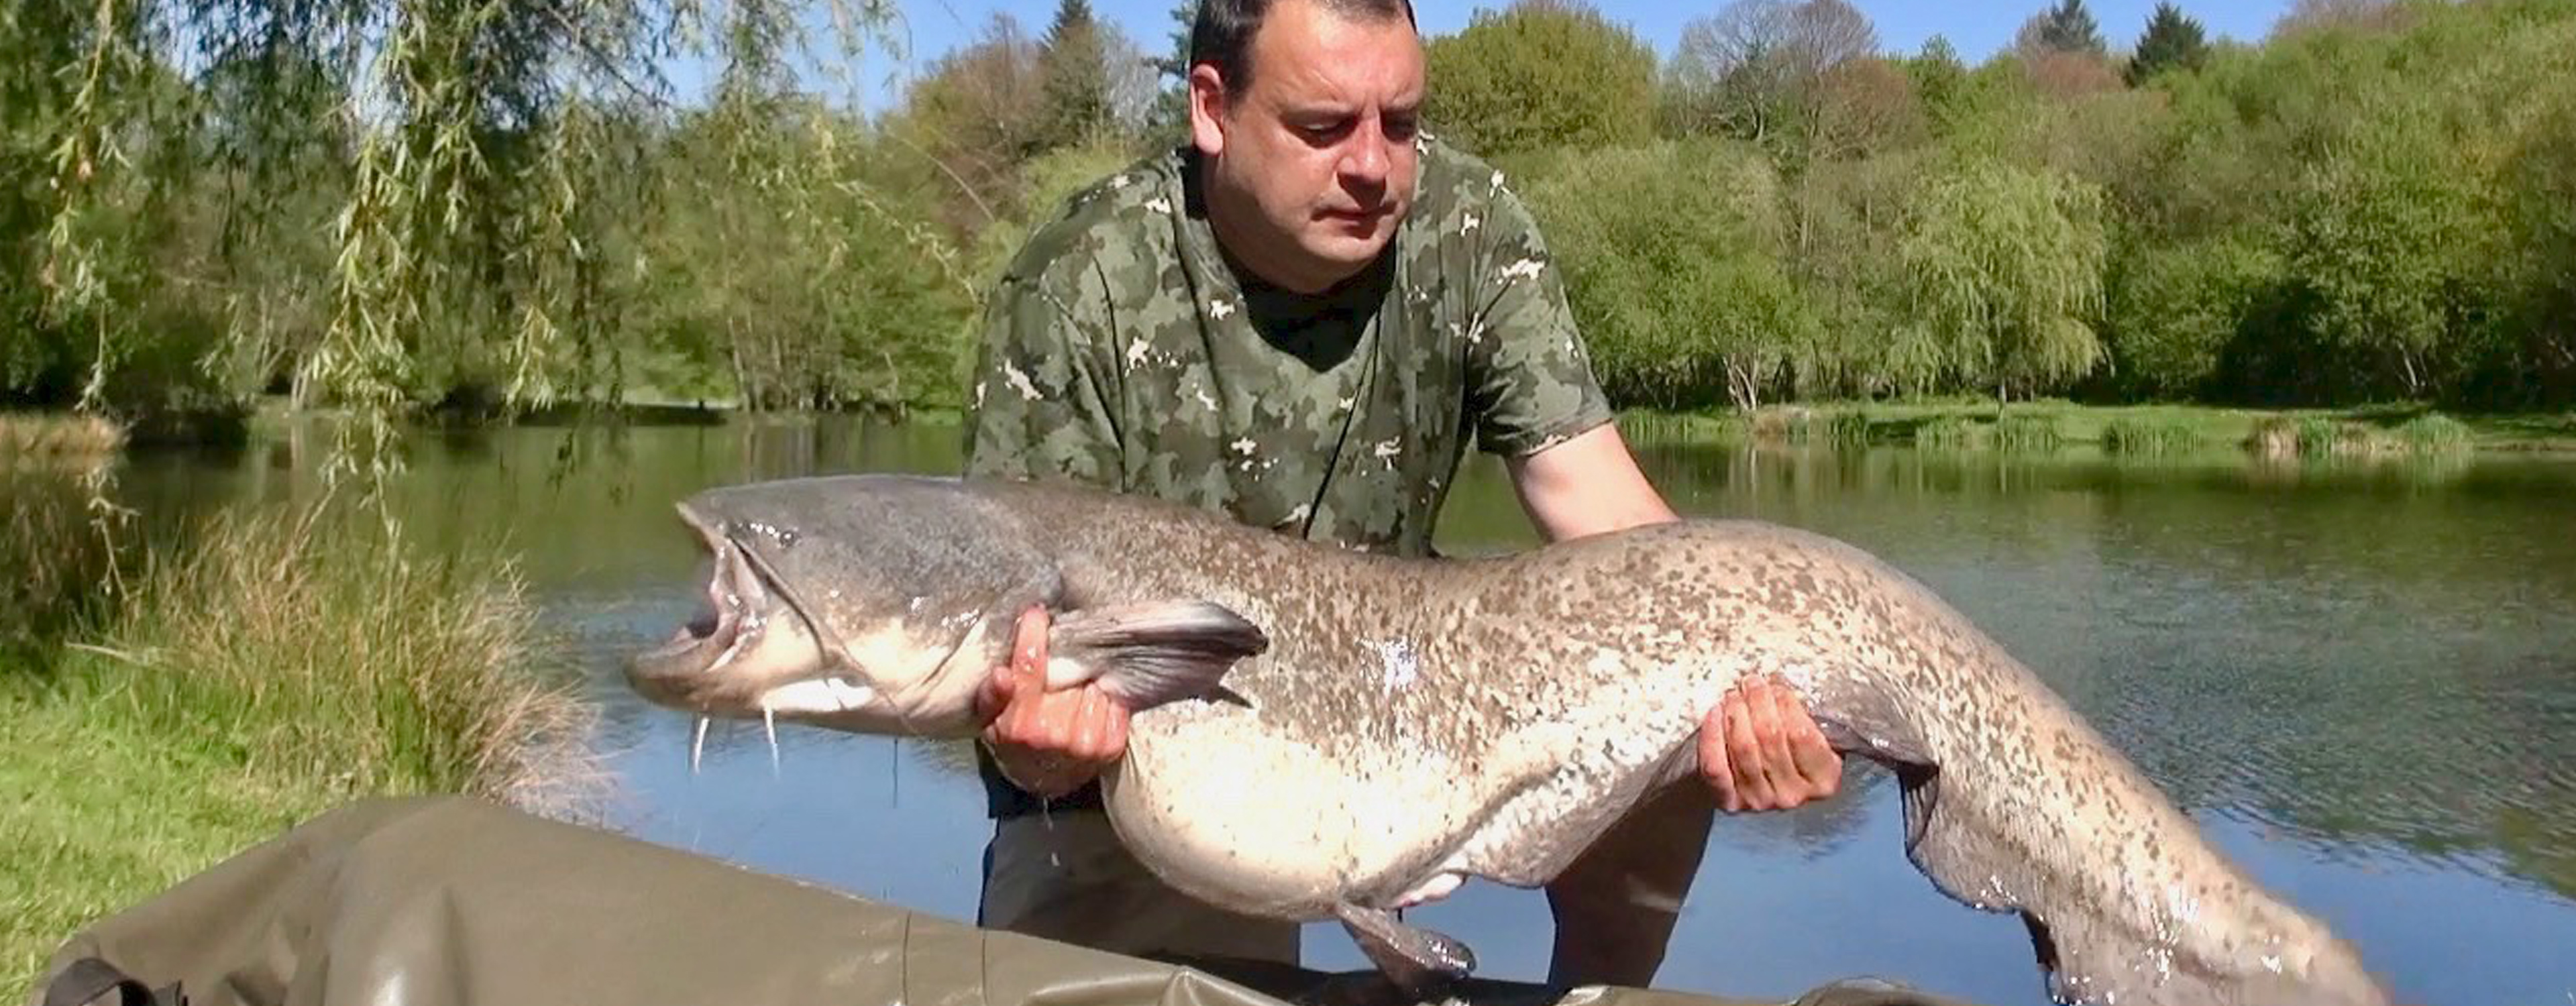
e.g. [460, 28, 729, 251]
[1012, 606, 1051, 685]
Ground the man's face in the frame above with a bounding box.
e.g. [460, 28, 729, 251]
[1191, 0, 1423, 293]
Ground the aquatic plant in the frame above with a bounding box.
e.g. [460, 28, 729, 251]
[2102, 417, 2200, 456]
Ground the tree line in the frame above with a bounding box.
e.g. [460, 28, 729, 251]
[4, 0, 2572, 453]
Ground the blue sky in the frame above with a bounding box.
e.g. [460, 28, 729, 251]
[689, 0, 2298, 114]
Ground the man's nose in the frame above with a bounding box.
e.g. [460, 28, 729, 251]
[1340, 127, 1390, 186]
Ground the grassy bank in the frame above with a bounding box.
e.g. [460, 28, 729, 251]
[0, 500, 605, 993]
[1627, 399, 2576, 457]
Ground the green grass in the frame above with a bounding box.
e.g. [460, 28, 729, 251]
[0, 676, 347, 993]
[0, 502, 605, 991]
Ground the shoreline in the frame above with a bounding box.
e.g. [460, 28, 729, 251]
[7, 397, 2569, 455]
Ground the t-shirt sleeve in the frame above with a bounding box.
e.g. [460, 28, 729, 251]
[962, 266, 1126, 488]
[1461, 176, 1615, 459]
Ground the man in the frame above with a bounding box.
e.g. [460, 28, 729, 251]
[957, 0, 1843, 988]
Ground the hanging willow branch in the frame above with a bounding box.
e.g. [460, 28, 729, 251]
[34, 0, 905, 496]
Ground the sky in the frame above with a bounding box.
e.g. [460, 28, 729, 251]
[665, 0, 2301, 115]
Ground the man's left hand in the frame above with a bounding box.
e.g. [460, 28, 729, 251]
[1699, 674, 1843, 812]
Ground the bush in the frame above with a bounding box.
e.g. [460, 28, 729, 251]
[2102, 233, 2285, 400]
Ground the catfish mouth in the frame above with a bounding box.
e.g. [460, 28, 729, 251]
[629, 505, 776, 699]
[629, 503, 885, 726]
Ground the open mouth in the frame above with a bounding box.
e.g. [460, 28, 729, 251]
[638, 506, 767, 675]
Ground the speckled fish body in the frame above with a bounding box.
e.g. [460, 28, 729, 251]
[623, 473, 2390, 1006]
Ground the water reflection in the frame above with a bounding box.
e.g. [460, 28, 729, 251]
[20, 414, 2573, 1006]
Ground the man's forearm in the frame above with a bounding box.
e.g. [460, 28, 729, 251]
[1504, 423, 1677, 543]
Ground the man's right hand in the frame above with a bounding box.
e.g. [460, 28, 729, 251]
[975, 606, 1132, 798]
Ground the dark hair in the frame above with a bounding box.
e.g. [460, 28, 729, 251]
[1189, 0, 1417, 98]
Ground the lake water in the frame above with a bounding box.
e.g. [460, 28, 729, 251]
[89, 415, 2576, 1005]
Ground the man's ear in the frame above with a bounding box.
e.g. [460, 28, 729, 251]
[1188, 64, 1230, 156]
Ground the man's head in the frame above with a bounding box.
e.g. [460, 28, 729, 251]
[1187, 0, 1422, 294]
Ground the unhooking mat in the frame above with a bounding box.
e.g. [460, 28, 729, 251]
[25, 795, 1994, 1006]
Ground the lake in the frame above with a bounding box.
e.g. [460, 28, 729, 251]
[93, 414, 2576, 1006]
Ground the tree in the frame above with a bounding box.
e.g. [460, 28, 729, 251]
[1900, 35, 1970, 134]
[1036, 0, 1114, 154]
[2276, 97, 2491, 401]
[1519, 140, 1817, 411]
[1141, 0, 1201, 142]
[1894, 157, 2110, 403]
[2029, 0, 2108, 56]
[2127, 2, 2211, 85]
[889, 15, 1049, 235]
[1665, 0, 1886, 169]
[1424, 0, 1658, 157]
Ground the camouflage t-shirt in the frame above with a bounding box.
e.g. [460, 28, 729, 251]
[961, 136, 1612, 816]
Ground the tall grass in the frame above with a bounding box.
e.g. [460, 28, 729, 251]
[2396, 413, 2473, 453]
[1, 462, 126, 667]
[1993, 413, 2065, 452]
[61, 502, 606, 817]
[2102, 417, 2201, 456]
[0, 413, 127, 459]
[1914, 414, 1980, 449]
[2245, 412, 2475, 461]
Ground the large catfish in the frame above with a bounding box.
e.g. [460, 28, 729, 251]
[623, 473, 2390, 1006]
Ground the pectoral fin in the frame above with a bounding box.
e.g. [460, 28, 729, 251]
[1332, 903, 1474, 999]
[1044, 600, 1268, 710]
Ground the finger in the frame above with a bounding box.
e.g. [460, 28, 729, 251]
[1750, 679, 1805, 803]
[1725, 689, 1774, 810]
[1012, 606, 1049, 683]
[1701, 697, 1739, 812]
[1783, 686, 1843, 798]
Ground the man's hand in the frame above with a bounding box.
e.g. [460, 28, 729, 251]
[975, 606, 1130, 797]
[1699, 674, 1842, 812]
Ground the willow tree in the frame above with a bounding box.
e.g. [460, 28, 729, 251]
[1894, 156, 2109, 404]
[28, 0, 902, 485]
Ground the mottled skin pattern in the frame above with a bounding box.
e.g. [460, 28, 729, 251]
[625, 474, 2392, 1006]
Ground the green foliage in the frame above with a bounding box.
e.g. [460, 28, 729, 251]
[1894, 156, 2109, 402]
[2274, 94, 2493, 402]
[2029, 0, 2108, 56]
[1037, 0, 1116, 154]
[1140, 0, 1202, 142]
[2101, 232, 2282, 400]
[2127, 2, 2210, 85]
[6, 0, 2576, 452]
[1519, 139, 1817, 410]
[1425, 0, 1658, 158]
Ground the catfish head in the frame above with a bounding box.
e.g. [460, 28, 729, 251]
[625, 475, 1267, 742]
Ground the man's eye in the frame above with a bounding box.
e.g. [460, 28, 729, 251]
[1385, 117, 1417, 139]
